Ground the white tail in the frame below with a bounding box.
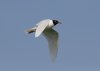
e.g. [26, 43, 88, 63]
[26, 27, 36, 34]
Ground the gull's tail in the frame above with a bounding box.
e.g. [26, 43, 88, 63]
[26, 27, 36, 34]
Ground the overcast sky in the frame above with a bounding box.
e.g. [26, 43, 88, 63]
[0, 0, 100, 71]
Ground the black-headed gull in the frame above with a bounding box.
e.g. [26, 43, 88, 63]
[26, 19, 61, 62]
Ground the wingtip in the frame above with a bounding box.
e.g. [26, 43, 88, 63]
[35, 32, 41, 38]
[35, 34, 39, 38]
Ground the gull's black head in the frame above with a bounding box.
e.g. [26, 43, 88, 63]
[52, 20, 61, 26]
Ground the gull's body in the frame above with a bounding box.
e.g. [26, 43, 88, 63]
[26, 19, 61, 62]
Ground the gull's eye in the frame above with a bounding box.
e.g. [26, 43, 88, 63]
[53, 20, 59, 25]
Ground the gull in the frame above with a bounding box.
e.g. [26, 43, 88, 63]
[26, 19, 61, 62]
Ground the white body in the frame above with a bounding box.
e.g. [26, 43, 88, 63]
[27, 19, 54, 37]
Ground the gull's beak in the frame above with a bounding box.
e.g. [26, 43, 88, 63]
[59, 21, 62, 24]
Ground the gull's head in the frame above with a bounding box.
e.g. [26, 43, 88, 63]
[52, 20, 62, 26]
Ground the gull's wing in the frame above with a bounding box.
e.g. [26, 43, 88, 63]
[43, 29, 59, 62]
[35, 19, 50, 37]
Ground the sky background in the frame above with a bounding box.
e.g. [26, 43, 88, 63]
[0, 0, 100, 71]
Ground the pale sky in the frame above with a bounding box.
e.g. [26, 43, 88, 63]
[0, 0, 100, 71]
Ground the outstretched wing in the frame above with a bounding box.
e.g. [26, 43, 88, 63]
[43, 29, 59, 62]
[35, 19, 50, 37]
